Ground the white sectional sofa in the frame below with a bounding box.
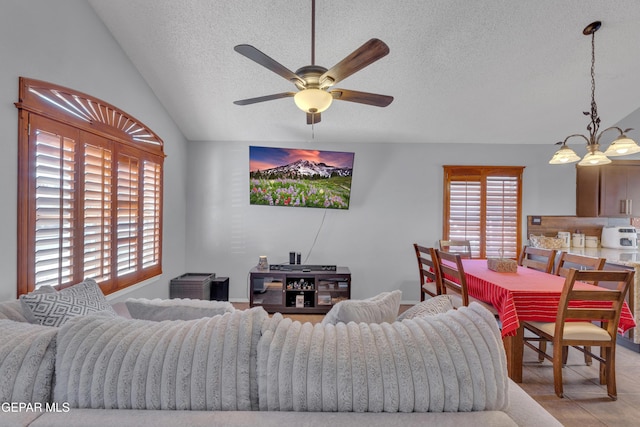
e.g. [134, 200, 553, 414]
[0, 283, 561, 426]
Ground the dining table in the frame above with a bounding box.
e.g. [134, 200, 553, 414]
[459, 259, 636, 382]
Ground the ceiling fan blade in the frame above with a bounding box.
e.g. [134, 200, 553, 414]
[330, 89, 393, 107]
[234, 92, 296, 106]
[234, 45, 305, 86]
[320, 39, 390, 87]
[306, 112, 321, 125]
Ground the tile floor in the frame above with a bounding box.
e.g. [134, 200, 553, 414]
[519, 343, 640, 426]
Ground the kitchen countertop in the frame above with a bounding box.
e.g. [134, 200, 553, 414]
[563, 247, 640, 267]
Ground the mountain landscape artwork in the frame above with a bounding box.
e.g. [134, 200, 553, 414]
[249, 146, 355, 209]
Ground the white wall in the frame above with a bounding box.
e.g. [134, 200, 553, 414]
[0, 0, 188, 301]
[185, 140, 579, 303]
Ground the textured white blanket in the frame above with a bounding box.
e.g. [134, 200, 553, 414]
[54, 307, 268, 410]
[0, 319, 57, 404]
[258, 303, 508, 412]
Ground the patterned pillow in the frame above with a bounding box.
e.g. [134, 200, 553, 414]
[322, 290, 401, 325]
[20, 279, 116, 327]
[396, 294, 455, 321]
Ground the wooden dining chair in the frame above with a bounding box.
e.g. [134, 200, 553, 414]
[522, 269, 634, 399]
[517, 246, 556, 274]
[434, 250, 469, 307]
[553, 252, 608, 364]
[438, 240, 472, 258]
[413, 244, 442, 301]
[555, 252, 606, 281]
[434, 250, 498, 316]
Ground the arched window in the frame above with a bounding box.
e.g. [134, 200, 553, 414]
[15, 77, 165, 295]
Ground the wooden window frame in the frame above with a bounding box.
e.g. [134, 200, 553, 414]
[443, 165, 524, 259]
[15, 77, 165, 296]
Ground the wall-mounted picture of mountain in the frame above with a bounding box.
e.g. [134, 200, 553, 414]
[249, 146, 355, 209]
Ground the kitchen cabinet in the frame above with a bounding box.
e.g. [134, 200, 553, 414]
[576, 160, 640, 217]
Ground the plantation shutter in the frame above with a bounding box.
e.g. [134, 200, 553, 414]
[142, 160, 162, 269]
[448, 176, 482, 257]
[486, 175, 519, 258]
[82, 136, 112, 282]
[116, 154, 140, 277]
[443, 166, 523, 259]
[32, 117, 77, 287]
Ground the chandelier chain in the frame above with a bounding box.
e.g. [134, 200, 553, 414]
[588, 30, 600, 143]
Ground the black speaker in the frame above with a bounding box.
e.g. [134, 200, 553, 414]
[210, 277, 229, 301]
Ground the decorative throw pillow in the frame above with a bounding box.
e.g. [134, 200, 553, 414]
[125, 297, 235, 321]
[321, 290, 401, 325]
[0, 286, 58, 322]
[20, 278, 116, 327]
[396, 294, 455, 321]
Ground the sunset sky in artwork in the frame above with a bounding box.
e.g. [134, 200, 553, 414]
[249, 146, 354, 172]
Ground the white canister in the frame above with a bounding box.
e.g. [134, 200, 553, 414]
[585, 236, 599, 248]
[572, 233, 585, 248]
[557, 232, 571, 248]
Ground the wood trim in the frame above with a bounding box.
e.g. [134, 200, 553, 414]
[15, 77, 165, 157]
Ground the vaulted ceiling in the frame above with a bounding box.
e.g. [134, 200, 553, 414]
[89, 0, 640, 146]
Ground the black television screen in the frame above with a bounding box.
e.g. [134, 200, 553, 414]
[249, 146, 355, 210]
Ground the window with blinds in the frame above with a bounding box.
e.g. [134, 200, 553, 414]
[16, 78, 165, 295]
[443, 166, 524, 259]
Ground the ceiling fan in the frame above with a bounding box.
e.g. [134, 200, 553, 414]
[233, 0, 393, 125]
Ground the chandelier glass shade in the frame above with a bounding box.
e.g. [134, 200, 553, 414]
[548, 144, 581, 164]
[549, 21, 640, 166]
[603, 134, 640, 156]
[294, 88, 333, 113]
[577, 147, 611, 166]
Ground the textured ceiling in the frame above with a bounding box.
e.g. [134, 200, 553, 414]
[89, 0, 640, 145]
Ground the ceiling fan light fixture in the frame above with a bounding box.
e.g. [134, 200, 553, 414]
[603, 134, 640, 156]
[294, 88, 333, 113]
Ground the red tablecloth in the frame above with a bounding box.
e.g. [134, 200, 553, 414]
[460, 259, 637, 337]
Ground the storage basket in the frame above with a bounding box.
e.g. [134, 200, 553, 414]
[529, 234, 563, 250]
[487, 258, 517, 273]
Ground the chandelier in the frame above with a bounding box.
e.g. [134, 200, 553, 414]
[549, 21, 640, 166]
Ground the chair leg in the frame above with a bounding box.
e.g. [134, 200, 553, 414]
[553, 339, 565, 398]
[605, 346, 617, 400]
[561, 346, 569, 365]
[538, 340, 547, 362]
[599, 346, 606, 385]
[584, 345, 593, 366]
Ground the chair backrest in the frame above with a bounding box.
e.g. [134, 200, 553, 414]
[438, 240, 472, 258]
[555, 269, 634, 342]
[555, 252, 606, 284]
[518, 246, 556, 273]
[413, 244, 441, 299]
[434, 249, 469, 306]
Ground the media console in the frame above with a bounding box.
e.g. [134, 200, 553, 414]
[249, 266, 351, 314]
